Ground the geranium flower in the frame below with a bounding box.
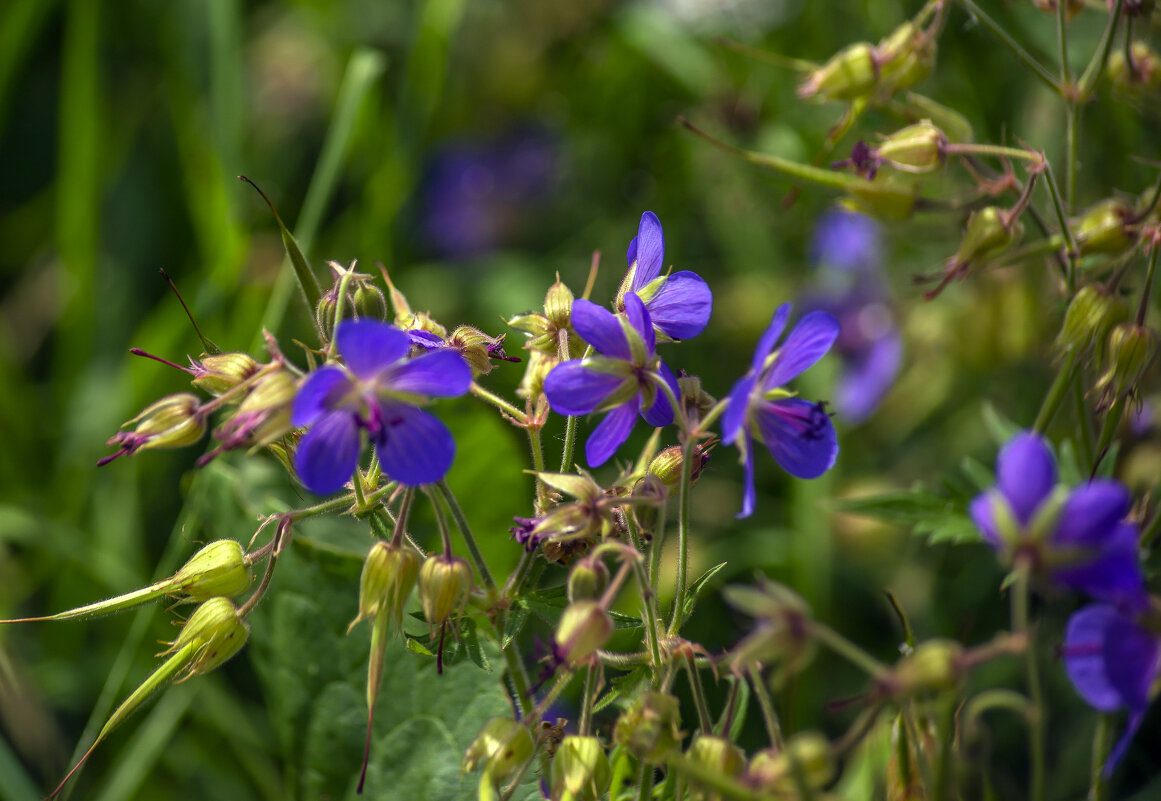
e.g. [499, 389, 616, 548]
[543, 293, 679, 467]
[291, 319, 471, 494]
[615, 211, 712, 341]
[969, 432, 1145, 607]
[722, 305, 840, 518]
[1063, 603, 1160, 775]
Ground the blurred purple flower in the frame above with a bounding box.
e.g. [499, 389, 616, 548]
[542, 293, 679, 467]
[722, 304, 839, 518]
[616, 211, 713, 340]
[1064, 603, 1160, 775]
[805, 210, 899, 422]
[291, 320, 471, 494]
[420, 130, 557, 259]
[969, 432, 1145, 607]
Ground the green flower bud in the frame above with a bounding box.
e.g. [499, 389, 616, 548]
[798, 43, 879, 102]
[686, 735, 746, 801]
[231, 369, 297, 446]
[746, 732, 834, 793]
[567, 554, 610, 603]
[876, 120, 947, 174]
[1108, 42, 1161, 93]
[554, 600, 613, 665]
[169, 597, 249, 678]
[957, 206, 1023, 266]
[449, 326, 514, 376]
[1076, 200, 1136, 256]
[315, 290, 339, 341]
[191, 352, 260, 396]
[877, 22, 936, 94]
[518, 350, 558, 400]
[550, 736, 611, 801]
[647, 442, 712, 492]
[353, 282, 388, 321]
[613, 691, 683, 764]
[630, 474, 667, 537]
[402, 310, 448, 339]
[172, 540, 252, 600]
[463, 717, 535, 783]
[1057, 285, 1128, 352]
[546, 280, 574, 330]
[418, 553, 473, 627]
[1096, 323, 1158, 406]
[892, 640, 964, 696]
[380, 267, 413, 322]
[901, 93, 974, 145]
[843, 177, 918, 222]
[100, 394, 206, 465]
[1031, 0, 1085, 19]
[350, 540, 421, 631]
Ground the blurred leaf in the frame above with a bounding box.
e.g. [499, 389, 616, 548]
[593, 666, 649, 715]
[524, 585, 642, 629]
[981, 402, 1022, 447]
[834, 485, 981, 545]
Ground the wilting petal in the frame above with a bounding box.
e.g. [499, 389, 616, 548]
[585, 399, 640, 467]
[763, 311, 840, 390]
[644, 271, 712, 340]
[721, 374, 757, 446]
[571, 298, 631, 360]
[628, 211, 665, 290]
[969, 491, 1005, 549]
[641, 361, 677, 428]
[624, 292, 656, 356]
[738, 441, 756, 519]
[1052, 481, 1132, 546]
[751, 305, 791, 373]
[996, 433, 1055, 525]
[295, 410, 361, 495]
[371, 402, 456, 485]
[1064, 604, 1124, 712]
[836, 332, 901, 422]
[754, 398, 838, 479]
[544, 361, 631, 416]
[379, 349, 472, 397]
[337, 320, 410, 379]
[291, 367, 351, 427]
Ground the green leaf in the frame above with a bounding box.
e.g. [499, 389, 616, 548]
[502, 601, 530, 650]
[834, 485, 981, 545]
[681, 561, 728, 622]
[525, 585, 642, 629]
[981, 402, 1021, 447]
[592, 666, 649, 714]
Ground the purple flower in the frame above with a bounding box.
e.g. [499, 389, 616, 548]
[616, 211, 713, 341]
[721, 305, 840, 518]
[543, 293, 679, 467]
[291, 319, 472, 494]
[969, 432, 1145, 607]
[1064, 603, 1160, 774]
[811, 209, 882, 273]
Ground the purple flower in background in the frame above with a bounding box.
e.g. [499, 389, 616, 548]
[543, 293, 679, 467]
[969, 432, 1145, 607]
[1064, 603, 1160, 775]
[420, 130, 558, 259]
[291, 320, 472, 494]
[722, 304, 840, 518]
[616, 211, 713, 340]
[805, 210, 900, 422]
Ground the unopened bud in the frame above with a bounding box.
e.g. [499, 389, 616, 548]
[614, 691, 683, 764]
[169, 597, 249, 678]
[545, 280, 574, 330]
[1058, 285, 1128, 352]
[686, 736, 746, 801]
[567, 554, 610, 603]
[1108, 42, 1161, 93]
[747, 732, 834, 792]
[353, 283, 388, 321]
[1096, 323, 1158, 404]
[172, 540, 251, 600]
[1076, 200, 1136, 256]
[463, 717, 535, 782]
[892, 640, 964, 696]
[554, 600, 613, 665]
[877, 22, 936, 93]
[956, 206, 1023, 266]
[630, 474, 667, 536]
[418, 553, 473, 627]
[191, 352, 260, 396]
[351, 540, 421, 631]
[799, 43, 879, 102]
[100, 394, 206, 465]
[876, 120, 946, 174]
[449, 326, 512, 376]
[550, 736, 611, 801]
[315, 291, 339, 340]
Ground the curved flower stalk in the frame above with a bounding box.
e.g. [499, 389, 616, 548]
[1063, 603, 1161, 775]
[292, 319, 472, 494]
[970, 432, 1145, 608]
[543, 293, 679, 467]
[722, 305, 840, 518]
[615, 211, 713, 341]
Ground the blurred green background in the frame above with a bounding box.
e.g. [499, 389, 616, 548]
[1, 0, 1159, 799]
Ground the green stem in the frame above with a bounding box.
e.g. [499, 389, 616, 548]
[1092, 395, 1126, 475]
[954, 0, 1061, 94]
[931, 694, 958, 801]
[579, 662, 598, 736]
[1073, 372, 1096, 469]
[667, 434, 697, 636]
[437, 480, 497, 594]
[1137, 240, 1158, 327]
[626, 517, 663, 671]
[527, 425, 550, 515]
[1078, 0, 1125, 99]
[470, 382, 527, 424]
[1034, 347, 1078, 433]
[1090, 714, 1114, 801]
[500, 624, 533, 716]
[945, 143, 1042, 163]
[747, 665, 783, 750]
[666, 754, 766, 801]
[810, 622, 889, 678]
[388, 488, 415, 547]
[1056, 0, 1072, 88]
[1041, 160, 1079, 287]
[684, 652, 714, 734]
[636, 762, 655, 801]
[1140, 508, 1161, 552]
[1065, 103, 1080, 212]
[1012, 564, 1046, 801]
